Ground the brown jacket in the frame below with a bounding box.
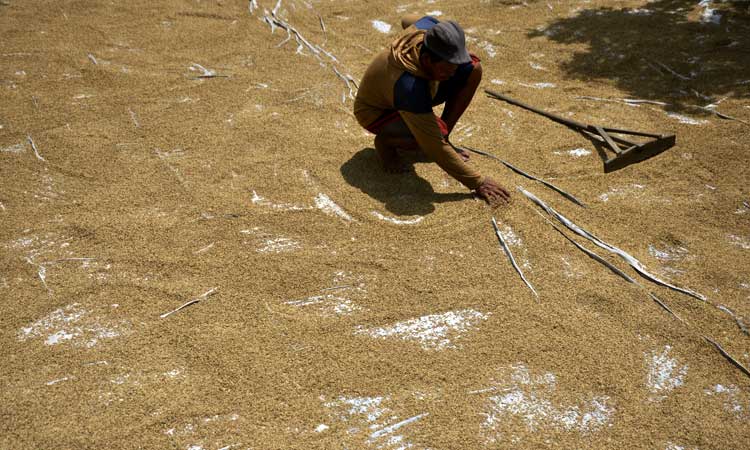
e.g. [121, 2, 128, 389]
[353, 24, 483, 189]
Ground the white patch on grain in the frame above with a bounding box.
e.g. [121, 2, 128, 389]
[242, 227, 302, 253]
[355, 309, 489, 350]
[728, 234, 750, 250]
[19, 304, 85, 340]
[286, 271, 366, 316]
[46, 376, 73, 386]
[665, 442, 698, 450]
[250, 190, 310, 211]
[371, 211, 424, 225]
[519, 82, 556, 89]
[323, 395, 425, 447]
[648, 244, 689, 262]
[1, 143, 25, 154]
[371, 20, 392, 34]
[561, 256, 584, 279]
[498, 225, 522, 247]
[286, 293, 360, 315]
[164, 368, 183, 378]
[18, 303, 128, 347]
[46, 329, 77, 345]
[479, 364, 615, 444]
[645, 345, 688, 401]
[598, 184, 646, 202]
[478, 41, 497, 58]
[491, 79, 505, 85]
[497, 224, 531, 269]
[705, 384, 749, 419]
[529, 62, 547, 71]
[257, 237, 301, 253]
[327, 395, 387, 423]
[648, 243, 689, 276]
[315, 193, 353, 221]
[554, 148, 591, 158]
[425, 11, 443, 17]
[627, 8, 653, 15]
[667, 113, 708, 125]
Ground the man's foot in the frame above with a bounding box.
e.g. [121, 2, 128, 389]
[376, 145, 409, 173]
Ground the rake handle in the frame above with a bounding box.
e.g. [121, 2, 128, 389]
[485, 89, 591, 131]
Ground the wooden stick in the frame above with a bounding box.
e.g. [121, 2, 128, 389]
[25, 257, 49, 293]
[648, 292, 686, 324]
[128, 108, 140, 128]
[520, 187, 706, 302]
[650, 60, 691, 80]
[536, 210, 635, 283]
[332, 66, 354, 99]
[260, 7, 357, 101]
[194, 243, 215, 254]
[160, 288, 218, 318]
[27, 135, 45, 162]
[491, 217, 538, 299]
[369, 413, 429, 440]
[703, 337, 750, 378]
[717, 305, 749, 336]
[686, 104, 750, 126]
[318, 14, 326, 33]
[454, 142, 585, 207]
[40, 257, 96, 264]
[190, 63, 218, 77]
[623, 99, 668, 106]
[321, 285, 352, 291]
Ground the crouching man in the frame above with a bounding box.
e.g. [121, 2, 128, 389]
[353, 15, 510, 206]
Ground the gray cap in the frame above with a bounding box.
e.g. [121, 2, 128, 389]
[423, 20, 471, 65]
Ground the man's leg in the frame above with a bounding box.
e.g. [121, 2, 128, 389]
[400, 14, 421, 29]
[440, 61, 482, 135]
[373, 118, 418, 173]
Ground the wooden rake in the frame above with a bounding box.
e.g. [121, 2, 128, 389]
[485, 89, 676, 172]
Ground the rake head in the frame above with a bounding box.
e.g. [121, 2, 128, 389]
[588, 125, 676, 173]
[602, 134, 676, 172]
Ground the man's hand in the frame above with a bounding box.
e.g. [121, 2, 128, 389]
[475, 177, 511, 207]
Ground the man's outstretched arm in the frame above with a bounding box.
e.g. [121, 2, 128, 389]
[398, 110, 510, 204]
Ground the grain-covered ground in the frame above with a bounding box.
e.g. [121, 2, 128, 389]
[1, 0, 749, 449]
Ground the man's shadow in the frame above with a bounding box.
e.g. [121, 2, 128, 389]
[340, 148, 472, 216]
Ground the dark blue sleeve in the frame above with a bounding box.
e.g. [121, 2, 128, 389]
[393, 72, 433, 114]
[414, 16, 439, 30]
